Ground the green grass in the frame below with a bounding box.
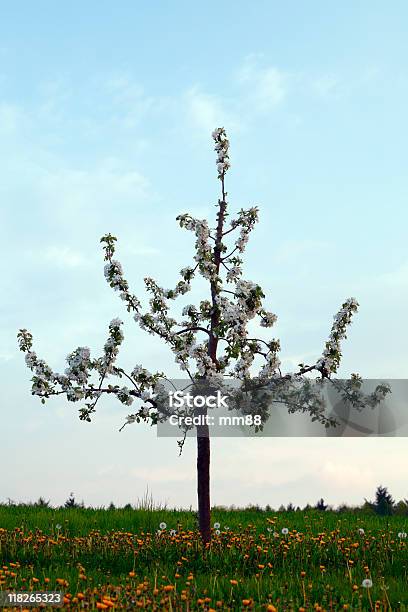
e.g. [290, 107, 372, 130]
[0, 505, 407, 610]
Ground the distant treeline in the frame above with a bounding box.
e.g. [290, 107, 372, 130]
[2, 485, 407, 517]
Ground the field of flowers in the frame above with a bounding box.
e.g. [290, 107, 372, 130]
[0, 506, 407, 610]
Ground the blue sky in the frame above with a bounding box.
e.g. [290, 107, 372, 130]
[1, 1, 407, 509]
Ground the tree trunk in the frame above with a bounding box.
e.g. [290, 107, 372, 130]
[196, 417, 211, 543]
[195, 179, 226, 544]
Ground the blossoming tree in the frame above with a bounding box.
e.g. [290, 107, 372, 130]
[18, 128, 390, 543]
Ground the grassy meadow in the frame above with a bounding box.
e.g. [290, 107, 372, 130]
[0, 503, 407, 611]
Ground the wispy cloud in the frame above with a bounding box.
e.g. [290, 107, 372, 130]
[101, 74, 155, 128]
[184, 86, 237, 134]
[42, 245, 88, 268]
[237, 54, 287, 111]
[123, 244, 161, 257]
[375, 261, 408, 287]
[130, 465, 194, 483]
[312, 74, 340, 98]
[319, 460, 374, 489]
[272, 239, 331, 265]
[279, 352, 321, 370]
[0, 102, 23, 134]
[37, 161, 151, 224]
[183, 57, 288, 136]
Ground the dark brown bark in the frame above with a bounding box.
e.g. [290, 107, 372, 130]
[196, 428, 211, 543]
[196, 177, 227, 544]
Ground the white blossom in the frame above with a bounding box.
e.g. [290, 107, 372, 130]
[260, 312, 278, 328]
[18, 127, 381, 462]
[117, 387, 134, 406]
[24, 351, 37, 368]
[226, 266, 242, 282]
[317, 298, 359, 376]
[110, 317, 123, 328]
[66, 387, 85, 402]
[212, 127, 230, 179]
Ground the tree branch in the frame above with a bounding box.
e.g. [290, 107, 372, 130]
[174, 326, 211, 336]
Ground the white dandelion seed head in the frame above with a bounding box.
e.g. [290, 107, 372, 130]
[362, 578, 373, 589]
[159, 522, 167, 530]
[282, 527, 289, 535]
[213, 522, 220, 529]
[55, 524, 62, 530]
[215, 529, 220, 536]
